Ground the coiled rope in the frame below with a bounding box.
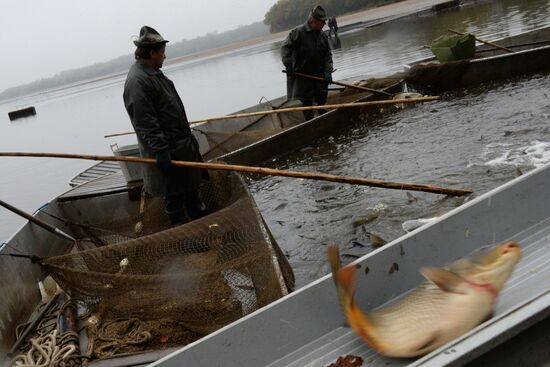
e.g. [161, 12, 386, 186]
[11, 298, 89, 366]
[12, 329, 81, 367]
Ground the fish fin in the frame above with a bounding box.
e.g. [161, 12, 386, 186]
[328, 245, 357, 305]
[420, 267, 468, 294]
[328, 246, 384, 352]
[328, 245, 342, 278]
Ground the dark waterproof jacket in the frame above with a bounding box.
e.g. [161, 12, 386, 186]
[123, 61, 204, 196]
[281, 22, 333, 100]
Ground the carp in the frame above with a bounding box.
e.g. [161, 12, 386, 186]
[328, 241, 521, 358]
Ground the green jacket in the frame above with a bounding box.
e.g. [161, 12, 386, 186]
[281, 22, 333, 100]
[123, 61, 204, 196]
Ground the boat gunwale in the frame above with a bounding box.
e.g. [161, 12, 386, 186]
[410, 289, 550, 366]
[404, 43, 550, 69]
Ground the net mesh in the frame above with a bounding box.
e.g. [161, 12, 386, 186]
[44, 170, 294, 358]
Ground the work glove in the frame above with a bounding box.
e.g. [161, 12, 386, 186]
[155, 150, 173, 173]
[324, 71, 333, 84]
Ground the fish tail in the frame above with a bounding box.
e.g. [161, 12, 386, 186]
[327, 245, 382, 350]
[328, 245, 358, 307]
[328, 244, 342, 278]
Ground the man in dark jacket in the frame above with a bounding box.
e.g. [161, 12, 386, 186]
[281, 5, 334, 121]
[123, 26, 208, 226]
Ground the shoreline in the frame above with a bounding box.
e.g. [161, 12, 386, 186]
[165, 0, 458, 66]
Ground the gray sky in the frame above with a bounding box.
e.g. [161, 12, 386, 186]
[1, 0, 278, 91]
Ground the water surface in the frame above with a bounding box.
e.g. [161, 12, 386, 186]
[1, 0, 550, 287]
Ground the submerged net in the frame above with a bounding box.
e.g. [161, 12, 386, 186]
[43, 170, 294, 358]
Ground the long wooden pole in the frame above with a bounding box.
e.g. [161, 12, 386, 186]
[192, 96, 436, 123]
[287, 71, 394, 97]
[104, 96, 439, 138]
[447, 29, 514, 53]
[0, 199, 76, 242]
[0, 152, 472, 197]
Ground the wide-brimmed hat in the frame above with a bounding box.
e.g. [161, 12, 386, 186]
[133, 26, 169, 47]
[310, 5, 327, 22]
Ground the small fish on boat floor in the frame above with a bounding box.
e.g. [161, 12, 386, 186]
[328, 241, 522, 358]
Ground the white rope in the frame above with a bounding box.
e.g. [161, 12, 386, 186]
[12, 329, 79, 367]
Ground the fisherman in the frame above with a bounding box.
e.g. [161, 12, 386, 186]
[123, 26, 208, 226]
[281, 5, 334, 121]
[328, 16, 338, 37]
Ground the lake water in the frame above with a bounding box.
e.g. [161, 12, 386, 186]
[1, 0, 550, 287]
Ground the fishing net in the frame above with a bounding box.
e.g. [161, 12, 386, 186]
[42, 170, 294, 359]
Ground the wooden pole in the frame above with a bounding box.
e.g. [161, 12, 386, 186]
[104, 96, 440, 138]
[447, 29, 514, 53]
[287, 70, 394, 97]
[191, 96, 437, 123]
[0, 152, 472, 197]
[0, 199, 76, 242]
[470, 40, 550, 54]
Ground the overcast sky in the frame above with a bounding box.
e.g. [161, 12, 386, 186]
[0, 0, 278, 91]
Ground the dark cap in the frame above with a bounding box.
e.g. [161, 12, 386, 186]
[310, 5, 327, 22]
[133, 26, 169, 47]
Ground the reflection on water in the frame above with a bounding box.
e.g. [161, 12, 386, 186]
[1, 0, 550, 287]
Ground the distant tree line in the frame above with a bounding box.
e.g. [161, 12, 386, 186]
[0, 22, 269, 101]
[264, 0, 403, 33]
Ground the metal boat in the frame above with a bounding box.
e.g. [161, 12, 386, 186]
[151, 161, 550, 367]
[0, 169, 294, 366]
[404, 26, 550, 92]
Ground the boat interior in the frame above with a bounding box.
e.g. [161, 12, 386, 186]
[0, 170, 293, 366]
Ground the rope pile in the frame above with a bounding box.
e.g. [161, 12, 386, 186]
[89, 318, 152, 359]
[11, 297, 89, 367]
[12, 329, 81, 367]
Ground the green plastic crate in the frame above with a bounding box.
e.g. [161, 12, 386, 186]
[431, 33, 476, 62]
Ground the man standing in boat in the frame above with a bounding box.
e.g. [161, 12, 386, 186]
[123, 26, 208, 226]
[328, 16, 338, 37]
[281, 5, 334, 121]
